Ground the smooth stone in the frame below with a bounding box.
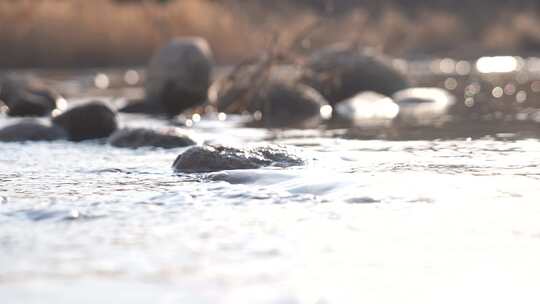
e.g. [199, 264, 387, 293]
[0, 78, 62, 117]
[0, 120, 67, 142]
[172, 145, 304, 173]
[52, 101, 118, 141]
[392, 87, 456, 126]
[249, 81, 331, 128]
[300, 43, 410, 105]
[334, 91, 399, 127]
[108, 128, 196, 149]
[211, 76, 330, 128]
[208, 64, 302, 113]
[145, 37, 213, 115]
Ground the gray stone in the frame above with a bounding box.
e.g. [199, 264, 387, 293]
[211, 76, 331, 128]
[145, 37, 213, 115]
[300, 44, 410, 105]
[52, 101, 118, 141]
[249, 81, 330, 128]
[208, 64, 302, 113]
[0, 120, 67, 142]
[0, 78, 62, 117]
[108, 128, 196, 149]
[172, 145, 304, 173]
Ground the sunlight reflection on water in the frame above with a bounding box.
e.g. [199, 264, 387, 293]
[1, 113, 540, 303]
[3, 61, 540, 303]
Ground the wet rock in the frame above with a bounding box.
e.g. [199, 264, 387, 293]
[211, 77, 331, 128]
[118, 99, 162, 114]
[209, 64, 302, 113]
[300, 44, 410, 105]
[0, 78, 63, 117]
[52, 101, 118, 141]
[145, 37, 213, 115]
[108, 128, 196, 149]
[172, 145, 304, 173]
[249, 81, 331, 128]
[334, 91, 399, 127]
[392, 87, 455, 126]
[0, 120, 67, 142]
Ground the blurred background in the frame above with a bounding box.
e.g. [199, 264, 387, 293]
[2, 0, 540, 68]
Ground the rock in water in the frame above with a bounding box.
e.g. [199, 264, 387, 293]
[108, 128, 196, 149]
[172, 145, 304, 173]
[0, 78, 63, 117]
[300, 44, 410, 105]
[145, 37, 213, 115]
[52, 101, 118, 141]
[392, 87, 455, 126]
[210, 75, 331, 128]
[0, 120, 67, 142]
[334, 91, 399, 127]
[249, 81, 331, 128]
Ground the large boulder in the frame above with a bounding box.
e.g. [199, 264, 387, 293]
[108, 127, 196, 149]
[0, 120, 67, 142]
[392, 87, 455, 126]
[52, 101, 118, 141]
[172, 145, 304, 173]
[300, 44, 410, 105]
[0, 78, 63, 117]
[145, 37, 213, 115]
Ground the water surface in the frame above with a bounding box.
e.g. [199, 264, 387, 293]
[2, 64, 540, 303]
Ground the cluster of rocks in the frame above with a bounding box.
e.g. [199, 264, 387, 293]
[0, 100, 196, 149]
[0, 36, 459, 173]
[111, 37, 455, 129]
[204, 42, 455, 129]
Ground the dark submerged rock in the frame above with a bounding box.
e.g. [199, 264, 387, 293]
[108, 128, 196, 149]
[300, 44, 410, 105]
[0, 78, 61, 117]
[52, 101, 118, 141]
[172, 145, 304, 173]
[0, 120, 67, 142]
[145, 37, 213, 115]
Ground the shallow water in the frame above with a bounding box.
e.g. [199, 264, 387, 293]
[2, 113, 540, 303]
[3, 62, 540, 303]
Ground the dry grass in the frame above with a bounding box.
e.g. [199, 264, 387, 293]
[0, 0, 270, 67]
[1, 0, 540, 67]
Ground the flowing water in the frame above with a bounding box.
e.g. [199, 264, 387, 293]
[2, 61, 540, 303]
